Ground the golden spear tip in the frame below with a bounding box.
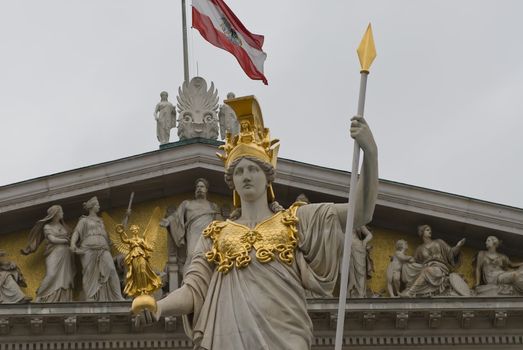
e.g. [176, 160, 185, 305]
[357, 23, 377, 73]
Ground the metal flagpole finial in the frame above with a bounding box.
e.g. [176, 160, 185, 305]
[357, 23, 377, 73]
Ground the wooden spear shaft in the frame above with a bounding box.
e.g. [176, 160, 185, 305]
[334, 24, 376, 350]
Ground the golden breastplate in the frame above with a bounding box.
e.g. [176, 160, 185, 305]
[203, 203, 302, 274]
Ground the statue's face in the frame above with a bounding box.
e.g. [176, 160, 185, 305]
[130, 225, 140, 235]
[486, 236, 498, 249]
[423, 226, 432, 239]
[178, 109, 218, 139]
[57, 207, 64, 220]
[233, 158, 267, 203]
[90, 200, 100, 213]
[195, 181, 208, 199]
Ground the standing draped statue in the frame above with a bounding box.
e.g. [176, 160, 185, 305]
[154, 91, 176, 145]
[160, 178, 222, 275]
[348, 226, 374, 298]
[137, 95, 379, 350]
[22, 205, 75, 302]
[70, 197, 124, 302]
[218, 92, 240, 140]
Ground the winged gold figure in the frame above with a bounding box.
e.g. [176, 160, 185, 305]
[105, 207, 163, 313]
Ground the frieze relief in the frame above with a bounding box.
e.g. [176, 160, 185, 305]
[1, 190, 522, 301]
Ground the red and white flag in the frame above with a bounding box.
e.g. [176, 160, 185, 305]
[192, 0, 268, 85]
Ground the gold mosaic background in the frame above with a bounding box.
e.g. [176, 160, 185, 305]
[367, 227, 476, 295]
[1, 192, 230, 299]
[1, 194, 477, 298]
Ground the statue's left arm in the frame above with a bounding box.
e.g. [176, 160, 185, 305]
[503, 254, 523, 269]
[335, 116, 379, 229]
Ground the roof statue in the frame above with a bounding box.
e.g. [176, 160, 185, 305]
[218, 92, 240, 140]
[176, 76, 220, 141]
[154, 91, 176, 145]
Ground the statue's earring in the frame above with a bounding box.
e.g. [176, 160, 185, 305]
[267, 183, 276, 203]
[233, 190, 241, 208]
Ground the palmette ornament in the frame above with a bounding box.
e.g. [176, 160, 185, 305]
[108, 207, 163, 314]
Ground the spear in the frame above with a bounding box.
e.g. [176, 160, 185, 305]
[334, 24, 377, 350]
[122, 192, 135, 229]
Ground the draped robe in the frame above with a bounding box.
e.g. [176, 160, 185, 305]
[179, 203, 343, 350]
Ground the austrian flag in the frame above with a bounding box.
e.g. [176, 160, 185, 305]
[192, 0, 268, 84]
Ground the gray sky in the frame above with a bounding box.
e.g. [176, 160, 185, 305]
[1, 1, 522, 208]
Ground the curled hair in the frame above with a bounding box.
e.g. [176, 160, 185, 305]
[224, 156, 281, 220]
[224, 156, 275, 189]
[83, 196, 99, 211]
[395, 239, 408, 251]
[194, 177, 210, 189]
[487, 235, 501, 248]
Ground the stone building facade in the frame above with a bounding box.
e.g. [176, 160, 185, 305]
[0, 139, 522, 349]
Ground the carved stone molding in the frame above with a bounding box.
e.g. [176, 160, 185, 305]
[461, 311, 474, 329]
[363, 313, 376, 329]
[395, 312, 408, 329]
[0, 299, 522, 349]
[3, 334, 523, 350]
[0, 318, 10, 335]
[164, 316, 177, 332]
[97, 316, 111, 334]
[29, 317, 43, 334]
[64, 316, 76, 335]
[493, 311, 507, 328]
[429, 312, 441, 328]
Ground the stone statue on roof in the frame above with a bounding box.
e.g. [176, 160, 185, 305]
[218, 92, 240, 140]
[154, 91, 176, 145]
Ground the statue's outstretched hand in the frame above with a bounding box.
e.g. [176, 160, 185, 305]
[350, 116, 376, 153]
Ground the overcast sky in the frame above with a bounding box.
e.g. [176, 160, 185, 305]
[0, 1, 522, 208]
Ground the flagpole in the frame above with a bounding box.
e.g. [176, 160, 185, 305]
[334, 24, 376, 350]
[181, 0, 190, 83]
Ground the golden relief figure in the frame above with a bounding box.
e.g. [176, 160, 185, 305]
[106, 206, 163, 313]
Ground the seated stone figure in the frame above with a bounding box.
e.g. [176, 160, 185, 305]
[474, 235, 523, 296]
[400, 225, 466, 297]
[0, 250, 31, 303]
